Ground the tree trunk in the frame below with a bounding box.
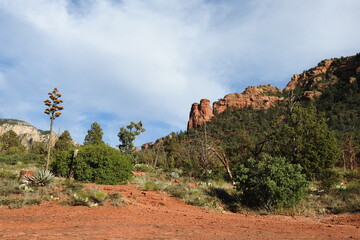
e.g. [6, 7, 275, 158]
[208, 146, 235, 185]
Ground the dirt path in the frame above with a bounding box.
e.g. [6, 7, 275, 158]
[0, 184, 359, 240]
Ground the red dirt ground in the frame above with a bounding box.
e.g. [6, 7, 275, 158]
[0, 183, 359, 240]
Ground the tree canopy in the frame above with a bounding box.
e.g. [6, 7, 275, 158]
[118, 121, 145, 151]
[84, 122, 104, 145]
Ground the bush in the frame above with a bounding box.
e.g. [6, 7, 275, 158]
[108, 192, 124, 206]
[143, 181, 161, 191]
[52, 144, 133, 185]
[51, 150, 74, 178]
[68, 187, 108, 207]
[235, 156, 309, 210]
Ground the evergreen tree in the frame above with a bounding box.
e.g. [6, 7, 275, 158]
[118, 121, 145, 151]
[273, 104, 340, 188]
[54, 130, 74, 151]
[84, 122, 104, 145]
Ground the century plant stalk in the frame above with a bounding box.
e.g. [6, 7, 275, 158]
[44, 88, 64, 170]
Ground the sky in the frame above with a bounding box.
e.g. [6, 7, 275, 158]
[0, 0, 359, 147]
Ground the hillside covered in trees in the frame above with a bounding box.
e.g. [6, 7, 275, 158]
[139, 53, 360, 193]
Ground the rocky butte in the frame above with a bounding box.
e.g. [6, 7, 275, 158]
[187, 54, 360, 130]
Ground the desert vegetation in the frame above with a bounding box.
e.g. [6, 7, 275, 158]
[0, 54, 360, 217]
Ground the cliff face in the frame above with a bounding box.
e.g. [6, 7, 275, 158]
[187, 99, 214, 130]
[187, 54, 360, 130]
[187, 84, 283, 130]
[284, 59, 335, 92]
[0, 119, 56, 149]
[213, 84, 283, 115]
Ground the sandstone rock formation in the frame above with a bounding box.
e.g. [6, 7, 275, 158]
[0, 119, 56, 149]
[284, 59, 335, 92]
[213, 84, 283, 115]
[187, 85, 283, 130]
[187, 99, 214, 129]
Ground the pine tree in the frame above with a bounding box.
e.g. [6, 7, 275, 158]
[274, 104, 340, 188]
[118, 121, 145, 151]
[84, 122, 104, 145]
[54, 130, 74, 151]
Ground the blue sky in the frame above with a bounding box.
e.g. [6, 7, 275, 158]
[0, 0, 359, 147]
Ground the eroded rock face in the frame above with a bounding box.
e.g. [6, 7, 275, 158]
[0, 119, 56, 149]
[187, 99, 214, 129]
[213, 84, 283, 115]
[187, 85, 283, 129]
[141, 142, 155, 150]
[284, 59, 335, 92]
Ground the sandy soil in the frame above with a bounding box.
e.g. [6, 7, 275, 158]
[0, 183, 359, 240]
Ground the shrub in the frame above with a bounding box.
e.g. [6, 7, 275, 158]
[69, 191, 90, 206]
[108, 192, 124, 206]
[143, 181, 161, 191]
[68, 187, 107, 207]
[88, 187, 107, 205]
[234, 156, 309, 210]
[52, 144, 133, 185]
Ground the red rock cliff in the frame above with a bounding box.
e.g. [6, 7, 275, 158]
[284, 59, 335, 92]
[187, 85, 282, 130]
[187, 99, 214, 129]
[213, 84, 283, 115]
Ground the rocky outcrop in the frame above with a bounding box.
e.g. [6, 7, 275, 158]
[187, 99, 214, 129]
[0, 119, 56, 149]
[187, 85, 283, 130]
[285, 59, 335, 92]
[213, 84, 283, 115]
[141, 142, 155, 150]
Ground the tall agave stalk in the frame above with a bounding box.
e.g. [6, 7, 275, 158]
[44, 88, 64, 170]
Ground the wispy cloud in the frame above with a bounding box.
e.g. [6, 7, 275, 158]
[0, 0, 359, 146]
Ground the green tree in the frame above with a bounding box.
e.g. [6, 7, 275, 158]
[54, 130, 74, 152]
[0, 130, 25, 153]
[44, 87, 64, 170]
[235, 156, 308, 210]
[273, 104, 340, 188]
[84, 122, 104, 145]
[118, 121, 145, 151]
[52, 144, 132, 185]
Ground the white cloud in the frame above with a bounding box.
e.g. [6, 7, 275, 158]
[0, 0, 359, 146]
